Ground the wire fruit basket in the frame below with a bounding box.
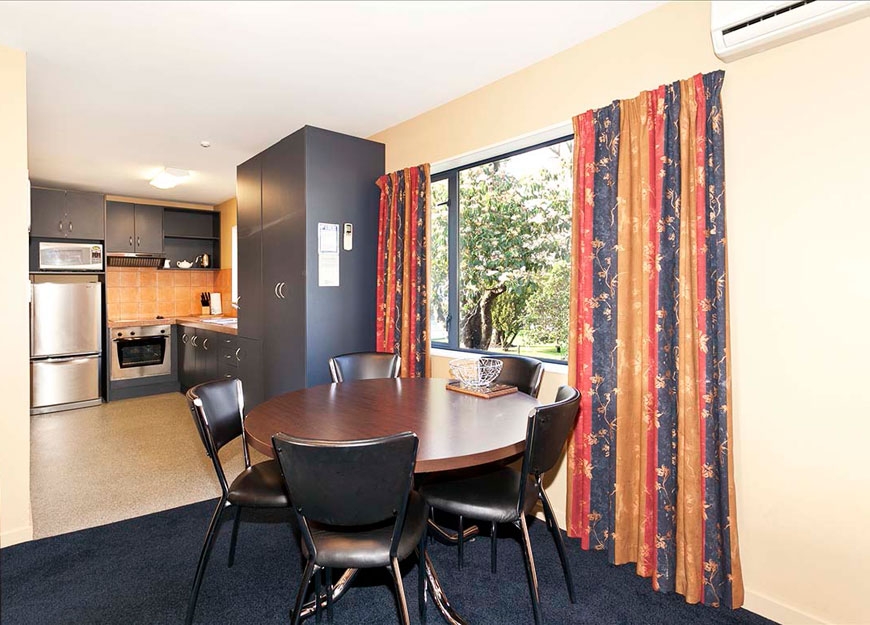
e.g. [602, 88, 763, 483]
[448, 357, 503, 389]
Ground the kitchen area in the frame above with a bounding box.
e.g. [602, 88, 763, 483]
[26, 125, 383, 539]
[28, 189, 252, 416]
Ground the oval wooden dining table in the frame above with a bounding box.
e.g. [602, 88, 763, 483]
[244, 377, 540, 624]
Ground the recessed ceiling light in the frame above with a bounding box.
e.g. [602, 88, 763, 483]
[200, 140, 211, 148]
[149, 167, 190, 189]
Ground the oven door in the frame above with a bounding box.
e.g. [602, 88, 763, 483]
[111, 335, 170, 380]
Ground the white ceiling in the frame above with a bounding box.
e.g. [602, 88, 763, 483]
[0, 1, 663, 205]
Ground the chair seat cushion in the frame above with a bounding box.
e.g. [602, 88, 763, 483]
[303, 491, 428, 569]
[228, 460, 290, 508]
[419, 466, 536, 523]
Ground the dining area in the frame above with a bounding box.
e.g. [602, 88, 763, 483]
[184, 353, 579, 625]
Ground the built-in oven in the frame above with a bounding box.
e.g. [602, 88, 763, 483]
[110, 325, 172, 381]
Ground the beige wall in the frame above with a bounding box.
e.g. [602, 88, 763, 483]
[0, 45, 32, 547]
[215, 197, 237, 269]
[373, 4, 870, 624]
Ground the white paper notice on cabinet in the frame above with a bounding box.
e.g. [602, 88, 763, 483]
[318, 253, 339, 287]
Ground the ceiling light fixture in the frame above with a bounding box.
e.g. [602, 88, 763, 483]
[149, 167, 190, 189]
[200, 140, 211, 148]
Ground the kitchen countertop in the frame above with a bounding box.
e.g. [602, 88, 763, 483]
[107, 315, 238, 336]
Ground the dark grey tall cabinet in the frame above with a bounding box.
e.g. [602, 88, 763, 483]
[236, 126, 385, 401]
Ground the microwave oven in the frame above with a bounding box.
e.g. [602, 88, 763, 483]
[39, 242, 104, 271]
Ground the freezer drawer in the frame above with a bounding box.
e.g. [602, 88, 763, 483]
[31, 355, 101, 409]
[31, 282, 102, 358]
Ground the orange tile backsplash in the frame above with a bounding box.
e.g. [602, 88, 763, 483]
[106, 267, 219, 320]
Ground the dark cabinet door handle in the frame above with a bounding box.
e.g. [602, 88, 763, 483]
[59, 221, 64, 232]
[191, 335, 198, 347]
[137, 236, 141, 247]
[181, 333, 188, 344]
[129, 236, 133, 247]
[235, 347, 242, 362]
[68, 221, 73, 232]
[202, 338, 209, 350]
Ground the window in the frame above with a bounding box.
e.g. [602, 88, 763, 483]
[430, 136, 573, 363]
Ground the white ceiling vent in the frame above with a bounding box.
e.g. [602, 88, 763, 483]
[712, 1, 870, 62]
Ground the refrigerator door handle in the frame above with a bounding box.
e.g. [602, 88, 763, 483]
[40, 354, 100, 363]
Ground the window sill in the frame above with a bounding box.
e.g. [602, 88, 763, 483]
[430, 346, 568, 375]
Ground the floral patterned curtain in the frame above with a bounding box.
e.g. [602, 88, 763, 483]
[375, 165, 430, 377]
[566, 70, 743, 607]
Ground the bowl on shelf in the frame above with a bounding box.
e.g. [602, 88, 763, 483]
[448, 357, 503, 389]
[176, 260, 193, 269]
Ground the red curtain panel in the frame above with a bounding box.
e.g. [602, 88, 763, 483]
[375, 164, 431, 378]
[567, 71, 743, 608]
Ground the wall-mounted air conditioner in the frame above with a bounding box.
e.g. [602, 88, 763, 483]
[711, 0, 870, 62]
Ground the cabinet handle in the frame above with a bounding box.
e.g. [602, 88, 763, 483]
[68, 221, 73, 232]
[278, 282, 286, 299]
[129, 236, 133, 247]
[191, 335, 198, 347]
[137, 236, 141, 247]
[181, 333, 188, 344]
[59, 221, 64, 232]
[202, 338, 209, 350]
[274, 282, 281, 299]
[235, 347, 242, 362]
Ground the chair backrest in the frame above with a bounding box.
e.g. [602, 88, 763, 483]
[521, 385, 581, 486]
[328, 351, 401, 383]
[273, 431, 418, 560]
[186, 378, 250, 493]
[492, 355, 545, 398]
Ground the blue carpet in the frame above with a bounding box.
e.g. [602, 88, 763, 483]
[0, 500, 776, 624]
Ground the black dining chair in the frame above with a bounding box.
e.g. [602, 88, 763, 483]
[420, 385, 581, 625]
[328, 351, 401, 383]
[272, 431, 429, 625]
[491, 355, 545, 398]
[185, 378, 290, 625]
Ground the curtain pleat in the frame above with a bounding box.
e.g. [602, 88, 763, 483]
[567, 70, 742, 608]
[375, 165, 431, 378]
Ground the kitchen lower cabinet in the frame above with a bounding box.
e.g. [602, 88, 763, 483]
[177, 326, 218, 391]
[216, 334, 263, 414]
[178, 326, 261, 412]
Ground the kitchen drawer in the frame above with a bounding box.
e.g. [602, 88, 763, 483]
[220, 344, 240, 367]
[31, 355, 101, 409]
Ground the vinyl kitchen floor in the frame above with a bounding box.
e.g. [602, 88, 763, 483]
[30, 392, 267, 539]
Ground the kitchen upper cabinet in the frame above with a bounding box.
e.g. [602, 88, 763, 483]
[31, 187, 105, 240]
[106, 202, 164, 254]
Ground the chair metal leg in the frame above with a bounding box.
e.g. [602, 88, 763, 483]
[291, 559, 317, 625]
[516, 515, 542, 625]
[314, 566, 323, 624]
[490, 521, 498, 574]
[539, 486, 577, 603]
[418, 533, 428, 623]
[227, 506, 242, 568]
[390, 557, 411, 625]
[457, 515, 464, 570]
[186, 498, 227, 625]
[325, 567, 334, 623]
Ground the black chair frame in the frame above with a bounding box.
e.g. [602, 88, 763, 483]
[185, 379, 288, 625]
[427, 386, 580, 625]
[273, 432, 428, 625]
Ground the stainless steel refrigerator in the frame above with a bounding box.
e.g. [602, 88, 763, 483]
[30, 282, 102, 414]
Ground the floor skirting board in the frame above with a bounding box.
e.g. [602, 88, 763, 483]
[743, 591, 826, 625]
[0, 524, 33, 548]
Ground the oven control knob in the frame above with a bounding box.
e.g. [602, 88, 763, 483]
[117, 332, 122, 337]
[160, 329, 165, 334]
[130, 331, 135, 336]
